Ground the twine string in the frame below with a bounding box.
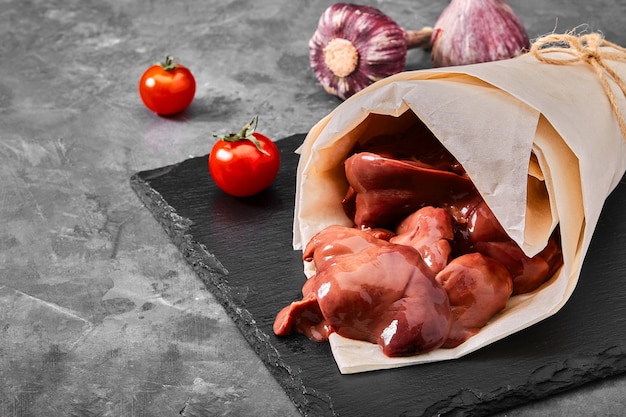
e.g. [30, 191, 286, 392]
[530, 32, 626, 140]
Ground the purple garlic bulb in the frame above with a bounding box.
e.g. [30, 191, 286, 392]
[309, 3, 432, 100]
[431, 0, 530, 67]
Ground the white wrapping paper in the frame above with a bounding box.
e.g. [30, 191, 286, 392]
[292, 35, 626, 374]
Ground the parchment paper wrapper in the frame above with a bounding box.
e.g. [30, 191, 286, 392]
[292, 46, 626, 374]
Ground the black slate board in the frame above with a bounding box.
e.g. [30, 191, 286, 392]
[130, 133, 626, 417]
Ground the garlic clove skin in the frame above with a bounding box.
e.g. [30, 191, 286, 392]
[431, 0, 530, 68]
[309, 3, 408, 100]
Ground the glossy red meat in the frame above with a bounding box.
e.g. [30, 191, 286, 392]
[390, 206, 454, 275]
[302, 224, 383, 270]
[275, 126, 563, 357]
[343, 147, 563, 296]
[475, 236, 562, 294]
[352, 131, 467, 175]
[435, 253, 513, 348]
[343, 152, 475, 228]
[276, 226, 452, 357]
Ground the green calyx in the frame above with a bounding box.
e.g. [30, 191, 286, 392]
[159, 55, 178, 71]
[215, 116, 270, 156]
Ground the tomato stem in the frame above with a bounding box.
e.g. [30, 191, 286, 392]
[239, 116, 258, 138]
[159, 55, 178, 71]
[215, 116, 270, 156]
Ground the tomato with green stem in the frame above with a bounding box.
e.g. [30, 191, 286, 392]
[139, 56, 196, 115]
[209, 117, 281, 197]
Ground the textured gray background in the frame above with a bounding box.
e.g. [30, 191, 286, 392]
[1, 0, 625, 416]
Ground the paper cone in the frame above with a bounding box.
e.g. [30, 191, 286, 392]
[291, 35, 626, 374]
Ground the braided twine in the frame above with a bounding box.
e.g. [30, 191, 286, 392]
[530, 32, 626, 140]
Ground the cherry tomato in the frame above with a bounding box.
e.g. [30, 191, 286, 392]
[139, 56, 196, 115]
[209, 117, 280, 197]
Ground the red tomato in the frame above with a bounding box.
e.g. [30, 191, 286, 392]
[139, 56, 196, 115]
[209, 117, 280, 197]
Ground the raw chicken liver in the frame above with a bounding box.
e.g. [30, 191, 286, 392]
[275, 123, 563, 357]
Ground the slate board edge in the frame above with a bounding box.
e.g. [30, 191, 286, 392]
[429, 345, 626, 416]
[128, 144, 626, 417]
[129, 169, 336, 417]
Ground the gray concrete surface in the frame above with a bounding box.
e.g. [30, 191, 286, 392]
[1, 0, 625, 416]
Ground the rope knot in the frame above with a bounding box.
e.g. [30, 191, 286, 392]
[580, 39, 601, 63]
[530, 32, 626, 140]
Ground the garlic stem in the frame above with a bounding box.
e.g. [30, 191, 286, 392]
[405, 27, 434, 50]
